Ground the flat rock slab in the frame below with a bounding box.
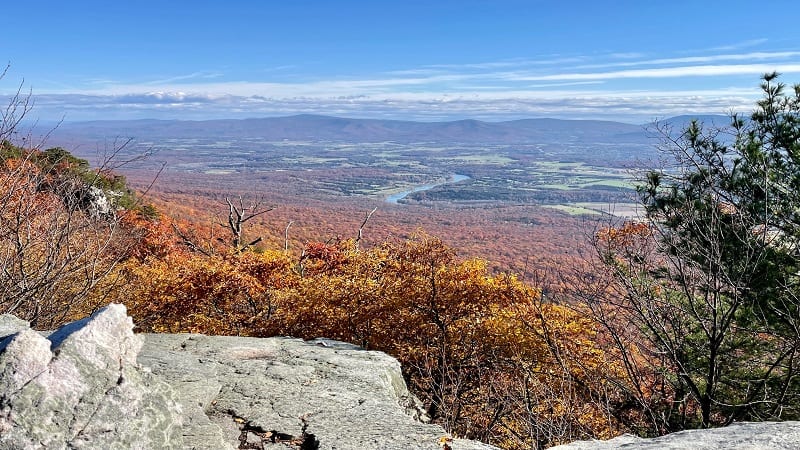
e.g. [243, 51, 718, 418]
[139, 332, 494, 450]
[0, 306, 496, 450]
[10, 306, 797, 449]
[549, 421, 800, 450]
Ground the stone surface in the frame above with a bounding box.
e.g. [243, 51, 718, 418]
[3, 306, 800, 449]
[139, 334, 493, 450]
[0, 304, 183, 449]
[549, 421, 800, 450]
[0, 306, 495, 450]
[0, 314, 29, 338]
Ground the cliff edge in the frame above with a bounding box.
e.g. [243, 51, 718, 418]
[0, 304, 494, 450]
[2, 304, 799, 449]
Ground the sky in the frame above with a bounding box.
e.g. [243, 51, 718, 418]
[2, 0, 800, 123]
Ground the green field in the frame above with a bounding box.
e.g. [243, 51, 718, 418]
[125, 137, 647, 217]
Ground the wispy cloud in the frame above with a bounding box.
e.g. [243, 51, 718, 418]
[10, 41, 800, 123]
[706, 38, 770, 52]
[259, 65, 297, 73]
[524, 81, 605, 88]
[424, 55, 589, 71]
[144, 71, 224, 85]
[609, 52, 646, 59]
[574, 51, 800, 70]
[503, 64, 800, 82]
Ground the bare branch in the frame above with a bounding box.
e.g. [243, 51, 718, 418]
[171, 223, 212, 257]
[284, 220, 294, 252]
[222, 196, 273, 251]
[355, 207, 377, 250]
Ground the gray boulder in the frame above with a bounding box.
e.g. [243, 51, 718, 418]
[139, 332, 493, 450]
[0, 304, 183, 449]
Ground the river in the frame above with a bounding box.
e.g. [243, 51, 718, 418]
[385, 174, 470, 204]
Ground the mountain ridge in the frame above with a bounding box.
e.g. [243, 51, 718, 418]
[54, 114, 731, 144]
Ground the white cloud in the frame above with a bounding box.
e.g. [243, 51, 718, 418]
[25, 85, 758, 124]
[114, 92, 220, 103]
[609, 52, 647, 59]
[503, 64, 800, 82]
[144, 71, 224, 85]
[424, 55, 589, 70]
[8, 42, 800, 123]
[705, 38, 770, 52]
[574, 51, 800, 70]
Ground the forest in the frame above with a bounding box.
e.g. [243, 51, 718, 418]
[2, 74, 800, 449]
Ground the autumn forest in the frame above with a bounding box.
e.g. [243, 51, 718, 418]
[3, 75, 800, 449]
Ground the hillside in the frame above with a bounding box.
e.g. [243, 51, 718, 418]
[41, 114, 661, 277]
[4, 78, 799, 450]
[52, 114, 661, 143]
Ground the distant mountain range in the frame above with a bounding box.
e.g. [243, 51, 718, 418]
[52, 114, 732, 144]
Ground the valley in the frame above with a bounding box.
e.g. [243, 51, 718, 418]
[54, 115, 665, 211]
[129, 138, 643, 210]
[47, 114, 679, 272]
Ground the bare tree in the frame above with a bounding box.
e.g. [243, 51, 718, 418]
[223, 196, 273, 251]
[0, 69, 156, 328]
[0, 145, 140, 328]
[354, 207, 377, 250]
[0, 64, 33, 145]
[284, 220, 294, 252]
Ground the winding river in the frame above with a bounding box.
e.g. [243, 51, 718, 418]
[385, 174, 470, 204]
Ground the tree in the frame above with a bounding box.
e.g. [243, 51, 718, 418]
[0, 70, 151, 327]
[120, 232, 618, 448]
[0, 65, 32, 147]
[223, 196, 272, 250]
[581, 73, 800, 431]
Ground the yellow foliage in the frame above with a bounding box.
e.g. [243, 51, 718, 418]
[111, 232, 621, 448]
[120, 250, 297, 335]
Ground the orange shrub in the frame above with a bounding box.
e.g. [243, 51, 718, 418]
[117, 232, 622, 447]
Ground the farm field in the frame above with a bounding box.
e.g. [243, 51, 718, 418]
[50, 116, 659, 272]
[83, 137, 646, 211]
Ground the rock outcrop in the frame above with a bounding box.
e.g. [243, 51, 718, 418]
[0, 304, 183, 449]
[4, 304, 799, 450]
[549, 421, 800, 449]
[0, 305, 495, 450]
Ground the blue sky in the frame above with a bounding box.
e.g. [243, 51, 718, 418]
[2, 0, 800, 123]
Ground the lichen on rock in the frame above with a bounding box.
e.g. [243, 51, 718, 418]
[0, 305, 492, 450]
[0, 304, 183, 450]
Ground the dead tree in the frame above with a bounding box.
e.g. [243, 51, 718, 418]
[284, 220, 294, 251]
[224, 196, 273, 251]
[354, 207, 377, 250]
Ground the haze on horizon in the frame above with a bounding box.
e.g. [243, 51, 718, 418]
[3, 0, 800, 124]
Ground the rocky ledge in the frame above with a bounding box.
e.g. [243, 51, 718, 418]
[2, 305, 799, 450]
[549, 421, 800, 449]
[0, 304, 495, 450]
